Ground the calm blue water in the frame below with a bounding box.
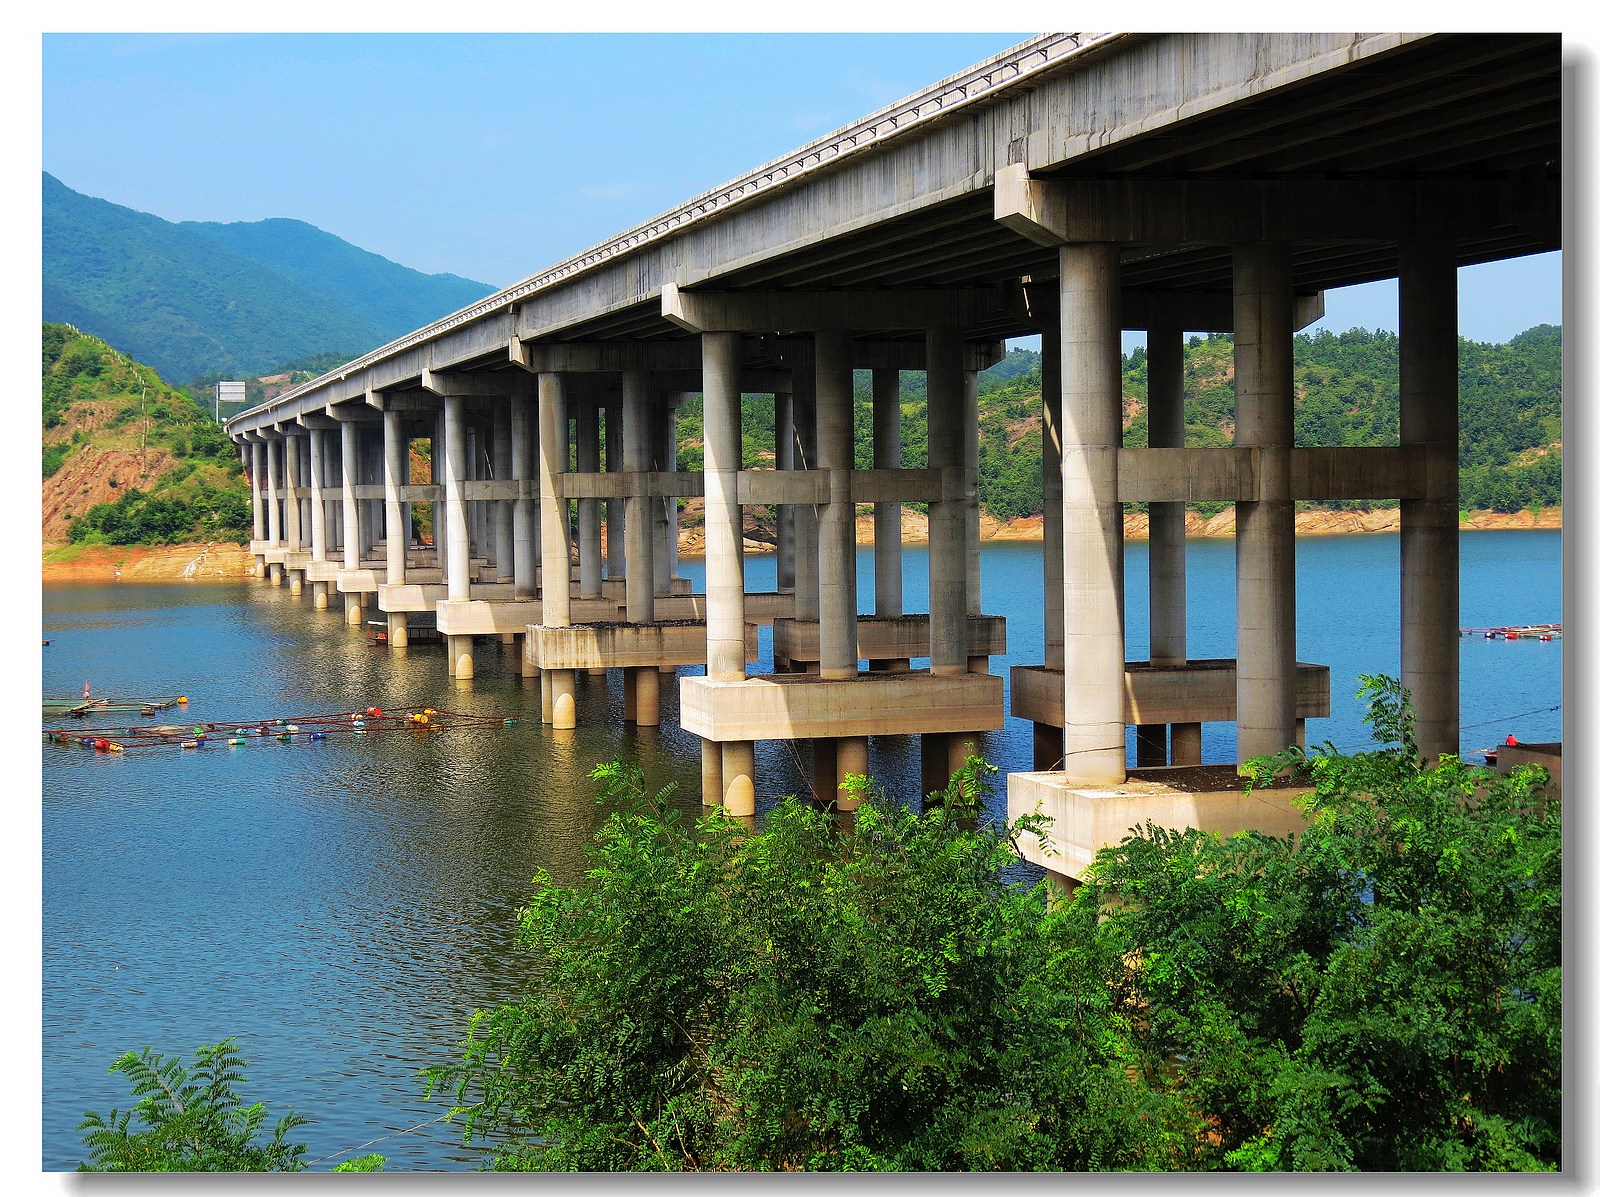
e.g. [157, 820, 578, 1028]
[41, 530, 1562, 1170]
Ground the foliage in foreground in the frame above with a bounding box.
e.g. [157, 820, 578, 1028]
[77, 1038, 387, 1172]
[1087, 676, 1562, 1171]
[428, 761, 1187, 1170]
[430, 678, 1560, 1172]
[78, 1039, 310, 1172]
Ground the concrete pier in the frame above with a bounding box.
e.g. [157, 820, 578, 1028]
[1399, 240, 1461, 765]
[1059, 243, 1125, 786]
[1233, 241, 1298, 765]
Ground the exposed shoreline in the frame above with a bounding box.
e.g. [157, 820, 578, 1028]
[41, 507, 1561, 583]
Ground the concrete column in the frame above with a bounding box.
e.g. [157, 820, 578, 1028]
[539, 373, 575, 728]
[651, 398, 672, 597]
[792, 358, 820, 623]
[362, 437, 383, 565]
[283, 435, 302, 553]
[623, 372, 656, 622]
[512, 392, 537, 600]
[1059, 242, 1126, 786]
[383, 409, 410, 648]
[1035, 324, 1065, 768]
[1148, 323, 1187, 665]
[308, 427, 329, 608]
[443, 397, 473, 680]
[264, 438, 283, 587]
[872, 368, 903, 619]
[926, 327, 968, 675]
[775, 385, 796, 593]
[624, 370, 659, 726]
[815, 329, 858, 680]
[701, 739, 723, 808]
[1149, 321, 1195, 764]
[443, 395, 472, 605]
[663, 399, 681, 589]
[284, 435, 304, 596]
[1233, 241, 1297, 765]
[833, 736, 869, 811]
[703, 333, 746, 681]
[1399, 240, 1461, 763]
[431, 415, 447, 573]
[604, 399, 625, 582]
[964, 368, 983, 619]
[340, 421, 362, 625]
[493, 406, 514, 582]
[576, 401, 602, 599]
[721, 741, 756, 818]
[249, 441, 266, 543]
[704, 331, 754, 812]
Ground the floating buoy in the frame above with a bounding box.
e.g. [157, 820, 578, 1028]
[367, 706, 382, 717]
[309, 731, 327, 741]
[180, 740, 199, 749]
[177, 696, 188, 704]
[227, 737, 246, 746]
[285, 724, 300, 734]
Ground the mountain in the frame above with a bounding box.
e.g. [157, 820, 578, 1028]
[42, 173, 497, 384]
[181, 217, 491, 348]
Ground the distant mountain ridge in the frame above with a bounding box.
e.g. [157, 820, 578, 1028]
[42, 173, 497, 384]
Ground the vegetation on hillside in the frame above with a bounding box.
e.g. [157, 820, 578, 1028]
[43, 323, 251, 544]
[672, 326, 1562, 521]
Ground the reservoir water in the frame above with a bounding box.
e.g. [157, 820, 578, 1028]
[41, 530, 1562, 1170]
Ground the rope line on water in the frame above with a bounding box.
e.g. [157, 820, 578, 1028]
[305, 1102, 482, 1168]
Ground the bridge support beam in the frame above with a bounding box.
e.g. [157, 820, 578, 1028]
[340, 421, 364, 625]
[1148, 319, 1199, 764]
[1234, 241, 1299, 765]
[539, 372, 575, 727]
[870, 367, 908, 672]
[383, 408, 410, 648]
[702, 330, 754, 813]
[442, 395, 473, 677]
[1059, 243, 1126, 786]
[1400, 240, 1461, 764]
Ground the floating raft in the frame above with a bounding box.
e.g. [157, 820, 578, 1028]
[43, 705, 519, 753]
[42, 695, 189, 717]
[1459, 623, 1562, 641]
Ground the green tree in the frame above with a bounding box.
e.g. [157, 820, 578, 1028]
[79, 1039, 310, 1172]
[1081, 676, 1561, 1171]
[427, 761, 1187, 1171]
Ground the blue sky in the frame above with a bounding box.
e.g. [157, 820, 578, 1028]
[41, 30, 1564, 345]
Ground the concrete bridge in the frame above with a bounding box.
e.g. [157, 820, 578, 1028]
[225, 31, 1561, 882]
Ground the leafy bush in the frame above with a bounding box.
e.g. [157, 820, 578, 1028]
[79, 1039, 309, 1172]
[427, 760, 1187, 1171]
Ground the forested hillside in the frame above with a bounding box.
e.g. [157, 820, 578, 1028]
[674, 325, 1561, 519]
[42, 323, 250, 545]
[43, 173, 495, 383]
